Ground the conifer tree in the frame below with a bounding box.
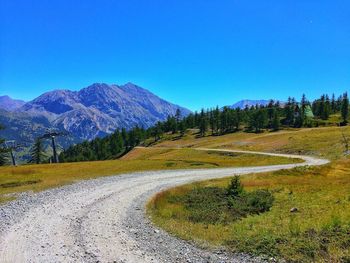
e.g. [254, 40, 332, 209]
[294, 105, 303, 128]
[220, 107, 229, 134]
[209, 109, 215, 135]
[29, 138, 46, 164]
[331, 93, 336, 113]
[285, 97, 294, 126]
[267, 99, 275, 126]
[178, 121, 186, 137]
[214, 106, 220, 134]
[324, 95, 331, 120]
[0, 124, 6, 166]
[272, 108, 280, 131]
[199, 109, 207, 136]
[152, 122, 163, 142]
[249, 108, 268, 133]
[341, 92, 349, 125]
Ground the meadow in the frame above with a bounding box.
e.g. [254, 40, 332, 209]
[153, 126, 350, 160]
[0, 148, 297, 203]
[148, 126, 350, 262]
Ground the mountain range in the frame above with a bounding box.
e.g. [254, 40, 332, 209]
[229, 99, 271, 109]
[0, 95, 26, 111]
[0, 83, 280, 150]
[0, 83, 191, 144]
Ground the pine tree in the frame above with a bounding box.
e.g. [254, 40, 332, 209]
[185, 113, 195, 129]
[267, 99, 275, 126]
[178, 121, 186, 137]
[300, 94, 309, 126]
[294, 105, 303, 128]
[220, 107, 229, 134]
[285, 97, 294, 126]
[199, 109, 207, 137]
[0, 124, 6, 166]
[109, 130, 124, 156]
[324, 95, 331, 120]
[152, 122, 163, 142]
[29, 138, 46, 164]
[272, 108, 280, 131]
[341, 92, 349, 125]
[331, 93, 336, 113]
[209, 109, 215, 135]
[235, 109, 242, 130]
[227, 176, 244, 197]
[214, 106, 220, 134]
[249, 108, 268, 133]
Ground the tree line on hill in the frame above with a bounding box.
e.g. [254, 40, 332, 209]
[0, 92, 349, 164]
[151, 93, 349, 137]
[59, 126, 148, 162]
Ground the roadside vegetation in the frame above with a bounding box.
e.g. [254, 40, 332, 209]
[162, 176, 274, 225]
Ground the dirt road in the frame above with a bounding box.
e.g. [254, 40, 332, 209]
[0, 149, 328, 262]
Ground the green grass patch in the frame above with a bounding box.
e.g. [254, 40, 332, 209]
[0, 179, 41, 188]
[166, 177, 274, 225]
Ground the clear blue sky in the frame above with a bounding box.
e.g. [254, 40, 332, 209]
[0, 0, 349, 111]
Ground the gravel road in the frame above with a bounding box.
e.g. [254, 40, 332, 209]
[0, 149, 329, 263]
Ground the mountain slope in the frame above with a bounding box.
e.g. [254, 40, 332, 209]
[18, 82, 191, 140]
[0, 96, 26, 111]
[0, 109, 80, 161]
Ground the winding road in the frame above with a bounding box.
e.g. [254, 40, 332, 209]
[0, 149, 329, 263]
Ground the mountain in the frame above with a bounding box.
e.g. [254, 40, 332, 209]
[7, 82, 191, 141]
[0, 109, 80, 163]
[229, 99, 271, 109]
[0, 95, 26, 111]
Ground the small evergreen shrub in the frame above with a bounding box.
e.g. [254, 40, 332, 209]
[174, 176, 274, 224]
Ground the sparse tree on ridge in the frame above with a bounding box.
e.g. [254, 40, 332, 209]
[341, 92, 349, 125]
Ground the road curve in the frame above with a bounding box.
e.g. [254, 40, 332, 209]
[0, 149, 329, 263]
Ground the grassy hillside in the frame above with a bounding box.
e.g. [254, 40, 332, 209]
[153, 126, 350, 160]
[147, 126, 350, 262]
[0, 148, 297, 203]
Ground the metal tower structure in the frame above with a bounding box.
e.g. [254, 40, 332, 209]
[39, 129, 68, 163]
[3, 140, 23, 166]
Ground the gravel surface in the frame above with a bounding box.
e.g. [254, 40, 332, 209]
[0, 149, 329, 263]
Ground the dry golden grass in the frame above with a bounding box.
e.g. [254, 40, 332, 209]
[0, 148, 296, 202]
[155, 126, 350, 160]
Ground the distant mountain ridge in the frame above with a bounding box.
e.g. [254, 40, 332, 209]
[230, 99, 273, 109]
[0, 82, 191, 141]
[0, 95, 26, 111]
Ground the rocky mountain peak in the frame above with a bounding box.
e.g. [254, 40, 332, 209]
[5, 82, 191, 140]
